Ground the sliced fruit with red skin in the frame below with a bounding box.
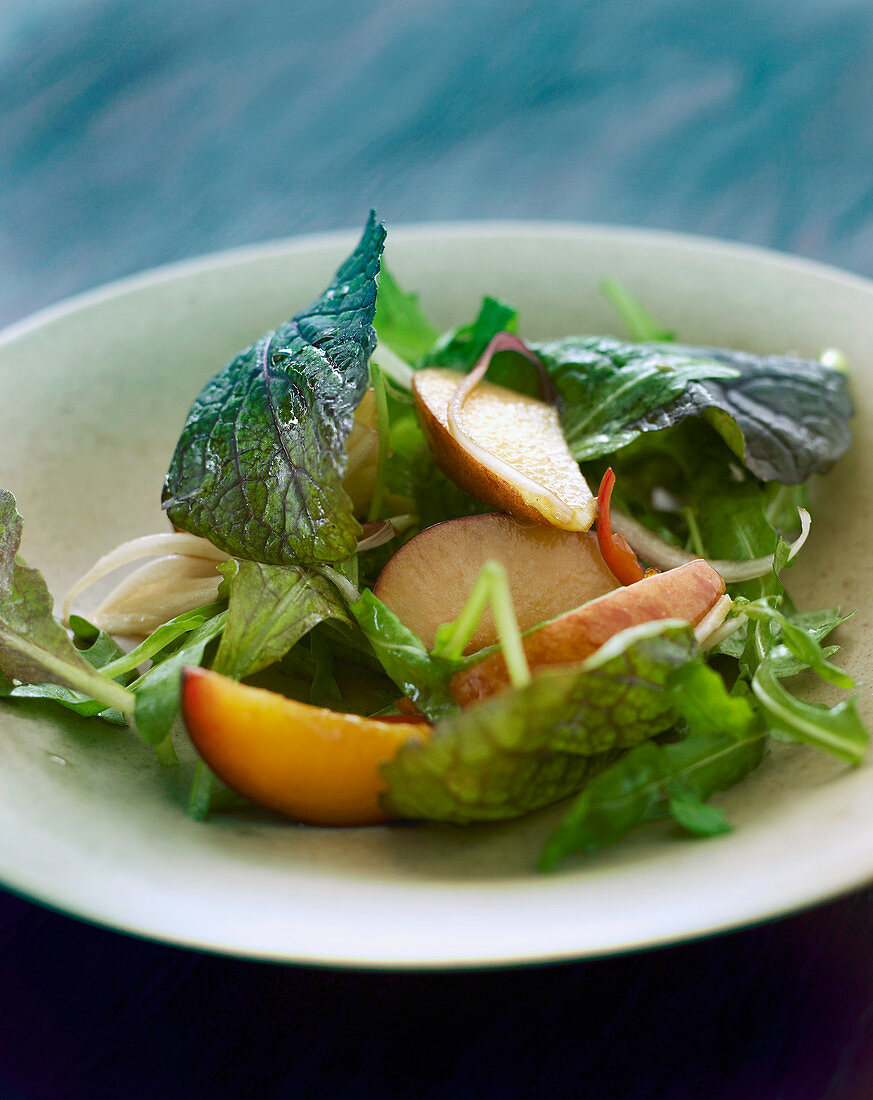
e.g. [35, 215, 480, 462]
[450, 559, 726, 707]
[412, 357, 597, 531]
[373, 512, 618, 654]
[181, 666, 430, 826]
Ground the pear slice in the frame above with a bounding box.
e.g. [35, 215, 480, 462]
[450, 559, 727, 706]
[413, 356, 596, 531]
[373, 513, 618, 654]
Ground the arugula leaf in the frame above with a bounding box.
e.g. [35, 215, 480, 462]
[132, 609, 227, 747]
[349, 590, 464, 720]
[667, 791, 732, 837]
[212, 559, 351, 681]
[724, 598, 867, 764]
[163, 212, 386, 566]
[539, 661, 766, 869]
[539, 731, 765, 868]
[8, 615, 132, 723]
[751, 656, 867, 764]
[382, 622, 696, 823]
[0, 491, 133, 715]
[373, 263, 439, 363]
[765, 607, 854, 677]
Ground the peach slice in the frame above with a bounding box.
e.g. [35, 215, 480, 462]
[413, 366, 597, 531]
[181, 667, 430, 826]
[373, 513, 619, 653]
[450, 559, 726, 706]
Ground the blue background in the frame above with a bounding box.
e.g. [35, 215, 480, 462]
[4, 2, 873, 1097]
[4, 0, 873, 327]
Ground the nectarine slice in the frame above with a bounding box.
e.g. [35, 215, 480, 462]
[450, 559, 726, 706]
[181, 667, 430, 825]
[373, 513, 618, 653]
[413, 367, 597, 531]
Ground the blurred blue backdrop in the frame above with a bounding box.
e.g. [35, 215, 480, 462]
[3, 0, 873, 327]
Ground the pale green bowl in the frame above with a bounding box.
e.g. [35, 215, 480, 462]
[1, 223, 871, 967]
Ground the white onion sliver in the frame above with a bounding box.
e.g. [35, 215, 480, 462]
[693, 595, 733, 646]
[612, 507, 812, 583]
[63, 532, 229, 622]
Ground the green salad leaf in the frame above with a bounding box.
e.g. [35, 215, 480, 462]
[535, 336, 737, 459]
[421, 296, 518, 373]
[132, 609, 227, 749]
[537, 336, 853, 484]
[373, 263, 439, 363]
[212, 559, 351, 681]
[382, 622, 696, 823]
[349, 589, 465, 720]
[538, 662, 766, 869]
[0, 490, 134, 715]
[163, 212, 386, 566]
[5, 615, 132, 724]
[640, 344, 855, 483]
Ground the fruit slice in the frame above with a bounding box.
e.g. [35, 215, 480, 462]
[413, 339, 596, 531]
[450, 559, 726, 706]
[181, 667, 430, 826]
[373, 513, 618, 653]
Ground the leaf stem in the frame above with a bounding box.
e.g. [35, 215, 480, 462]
[0, 626, 136, 715]
[599, 279, 675, 342]
[187, 760, 215, 819]
[317, 566, 361, 606]
[154, 735, 178, 767]
[367, 364, 391, 523]
[433, 560, 531, 689]
[433, 566, 495, 660]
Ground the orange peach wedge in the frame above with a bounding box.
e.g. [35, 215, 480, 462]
[412, 338, 596, 531]
[451, 559, 726, 706]
[374, 512, 618, 654]
[181, 667, 430, 826]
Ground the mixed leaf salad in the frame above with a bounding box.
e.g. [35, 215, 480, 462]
[0, 212, 867, 870]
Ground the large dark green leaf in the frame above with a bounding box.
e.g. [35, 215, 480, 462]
[163, 213, 386, 566]
[535, 336, 736, 459]
[537, 337, 853, 484]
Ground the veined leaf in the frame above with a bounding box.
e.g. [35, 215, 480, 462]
[0, 490, 133, 715]
[539, 661, 766, 869]
[163, 213, 386, 566]
[382, 622, 696, 824]
[212, 558, 351, 681]
[538, 336, 853, 484]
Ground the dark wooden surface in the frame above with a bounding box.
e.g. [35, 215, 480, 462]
[3, 2, 873, 1097]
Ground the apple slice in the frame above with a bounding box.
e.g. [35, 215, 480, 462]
[450, 559, 726, 706]
[374, 513, 619, 653]
[413, 338, 596, 531]
[181, 667, 430, 826]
